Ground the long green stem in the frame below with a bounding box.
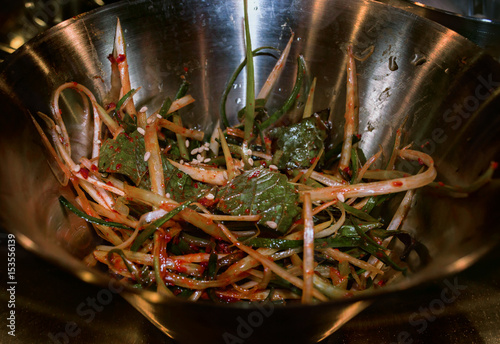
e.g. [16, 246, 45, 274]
[243, 0, 255, 142]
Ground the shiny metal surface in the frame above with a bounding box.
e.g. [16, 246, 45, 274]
[378, 0, 500, 57]
[1, 0, 500, 343]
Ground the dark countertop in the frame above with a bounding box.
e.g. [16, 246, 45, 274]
[1, 226, 499, 344]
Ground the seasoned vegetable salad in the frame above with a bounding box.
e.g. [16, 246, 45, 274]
[34, 0, 496, 304]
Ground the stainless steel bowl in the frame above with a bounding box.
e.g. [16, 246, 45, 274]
[1, 0, 499, 343]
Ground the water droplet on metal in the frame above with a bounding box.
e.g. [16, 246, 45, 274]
[389, 56, 398, 71]
[411, 53, 427, 66]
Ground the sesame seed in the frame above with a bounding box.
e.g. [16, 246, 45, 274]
[144, 152, 151, 162]
[204, 158, 211, 163]
[147, 116, 154, 124]
[179, 160, 184, 165]
[204, 142, 210, 147]
[269, 164, 278, 171]
[205, 193, 215, 200]
[197, 154, 203, 162]
[246, 149, 253, 156]
[137, 127, 145, 135]
[55, 125, 62, 135]
[156, 114, 162, 119]
[94, 139, 102, 144]
[223, 171, 228, 180]
[166, 193, 171, 198]
[185, 139, 190, 147]
[336, 193, 345, 202]
[266, 221, 278, 229]
[73, 165, 81, 173]
[248, 158, 254, 165]
[140, 106, 148, 113]
[191, 148, 199, 155]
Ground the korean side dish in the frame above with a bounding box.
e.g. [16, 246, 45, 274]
[34, 2, 495, 304]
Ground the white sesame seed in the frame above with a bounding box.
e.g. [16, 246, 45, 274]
[94, 139, 102, 144]
[185, 139, 190, 147]
[248, 158, 254, 165]
[205, 193, 215, 200]
[55, 125, 62, 135]
[191, 160, 199, 165]
[140, 106, 148, 113]
[203, 146, 210, 151]
[269, 164, 278, 171]
[191, 148, 199, 155]
[204, 158, 211, 163]
[179, 160, 184, 165]
[197, 154, 203, 162]
[137, 127, 145, 135]
[266, 221, 278, 229]
[156, 114, 162, 119]
[246, 149, 253, 156]
[336, 193, 345, 202]
[147, 116, 154, 124]
[73, 165, 81, 173]
[223, 171, 228, 180]
[204, 142, 210, 147]
[144, 152, 151, 162]
[166, 193, 171, 198]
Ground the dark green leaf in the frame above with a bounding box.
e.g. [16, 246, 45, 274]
[269, 115, 327, 170]
[217, 167, 300, 233]
[98, 130, 149, 188]
[98, 131, 208, 201]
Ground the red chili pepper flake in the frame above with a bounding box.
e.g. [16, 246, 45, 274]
[106, 181, 114, 186]
[492, 162, 498, 170]
[72, 82, 78, 87]
[216, 241, 232, 254]
[438, 181, 445, 187]
[392, 181, 403, 187]
[116, 54, 126, 63]
[193, 183, 199, 189]
[230, 184, 236, 189]
[198, 197, 219, 207]
[356, 134, 361, 139]
[106, 102, 116, 110]
[418, 158, 424, 165]
[343, 167, 351, 176]
[244, 208, 250, 214]
[90, 164, 98, 172]
[107, 54, 116, 63]
[80, 168, 89, 179]
[183, 66, 189, 73]
[247, 170, 261, 181]
[123, 132, 133, 142]
[116, 163, 122, 170]
[309, 157, 317, 164]
[177, 173, 183, 178]
[377, 280, 385, 287]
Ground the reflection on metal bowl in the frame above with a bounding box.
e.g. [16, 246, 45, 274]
[0, 0, 499, 343]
